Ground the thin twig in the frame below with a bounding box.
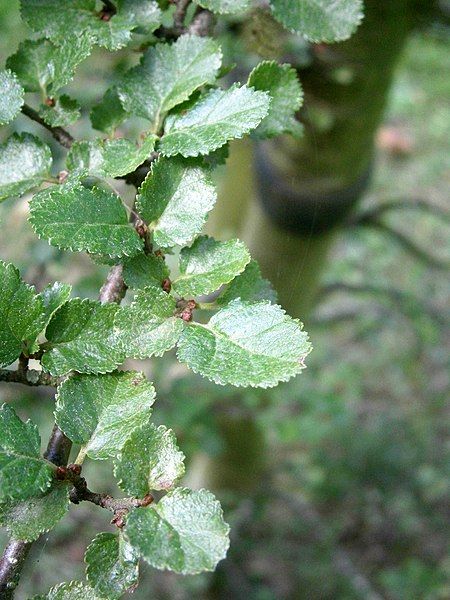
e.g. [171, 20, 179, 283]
[21, 104, 74, 149]
[173, 0, 191, 31]
[348, 198, 450, 226]
[188, 8, 215, 36]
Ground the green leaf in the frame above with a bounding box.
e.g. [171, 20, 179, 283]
[122, 253, 169, 290]
[125, 488, 229, 574]
[85, 532, 139, 599]
[117, 0, 162, 31]
[173, 235, 250, 297]
[21, 0, 135, 51]
[136, 157, 217, 248]
[0, 69, 24, 125]
[270, 0, 364, 42]
[217, 259, 277, 305]
[6, 37, 92, 95]
[0, 482, 69, 542]
[34, 581, 105, 600]
[39, 282, 72, 329]
[248, 61, 303, 138]
[115, 423, 185, 495]
[0, 403, 54, 502]
[41, 298, 123, 376]
[90, 87, 127, 135]
[159, 84, 270, 157]
[117, 34, 222, 128]
[177, 299, 311, 387]
[0, 133, 52, 202]
[115, 287, 184, 360]
[55, 371, 155, 460]
[66, 135, 156, 178]
[0, 261, 45, 367]
[193, 0, 249, 15]
[29, 183, 143, 258]
[40, 95, 81, 127]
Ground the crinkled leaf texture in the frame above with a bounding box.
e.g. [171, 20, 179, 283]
[194, 0, 249, 15]
[0, 261, 45, 367]
[6, 36, 92, 94]
[248, 61, 303, 138]
[173, 235, 250, 297]
[0, 482, 69, 541]
[0, 403, 54, 502]
[39, 95, 81, 127]
[115, 287, 185, 360]
[118, 34, 222, 128]
[21, 0, 138, 51]
[122, 253, 169, 290]
[136, 157, 217, 248]
[117, 0, 161, 31]
[39, 282, 72, 330]
[67, 135, 157, 178]
[29, 183, 143, 258]
[125, 488, 230, 574]
[33, 580, 105, 600]
[55, 371, 155, 460]
[177, 299, 311, 387]
[270, 0, 364, 42]
[85, 532, 139, 599]
[41, 298, 124, 376]
[159, 84, 270, 157]
[0, 133, 52, 202]
[217, 259, 277, 305]
[0, 69, 24, 125]
[115, 423, 185, 495]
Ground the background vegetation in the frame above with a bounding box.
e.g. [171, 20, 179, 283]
[0, 1, 449, 598]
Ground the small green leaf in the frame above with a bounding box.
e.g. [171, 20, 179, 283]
[0, 403, 54, 502]
[39, 282, 72, 329]
[55, 371, 155, 460]
[248, 61, 303, 138]
[193, 0, 249, 15]
[125, 488, 229, 574]
[173, 236, 250, 297]
[90, 87, 127, 135]
[136, 157, 217, 248]
[67, 135, 157, 178]
[21, 0, 135, 51]
[117, 0, 162, 31]
[34, 580, 105, 600]
[40, 95, 81, 127]
[41, 298, 123, 376]
[29, 183, 143, 258]
[122, 253, 169, 290]
[0, 133, 52, 202]
[6, 37, 92, 95]
[217, 259, 277, 305]
[159, 84, 270, 157]
[115, 423, 185, 495]
[177, 299, 311, 387]
[270, 0, 364, 42]
[85, 532, 139, 599]
[117, 34, 222, 128]
[0, 261, 45, 367]
[115, 287, 184, 360]
[0, 482, 69, 542]
[0, 69, 24, 125]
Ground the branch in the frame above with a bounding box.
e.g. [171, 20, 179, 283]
[0, 367, 58, 387]
[60, 464, 153, 528]
[173, 0, 191, 31]
[0, 424, 72, 597]
[188, 9, 215, 36]
[21, 104, 74, 149]
[98, 264, 127, 304]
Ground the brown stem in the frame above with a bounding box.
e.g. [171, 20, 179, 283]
[188, 9, 214, 36]
[0, 368, 58, 387]
[173, 0, 191, 31]
[21, 104, 74, 149]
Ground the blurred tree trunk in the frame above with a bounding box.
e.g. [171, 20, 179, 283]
[205, 0, 435, 532]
